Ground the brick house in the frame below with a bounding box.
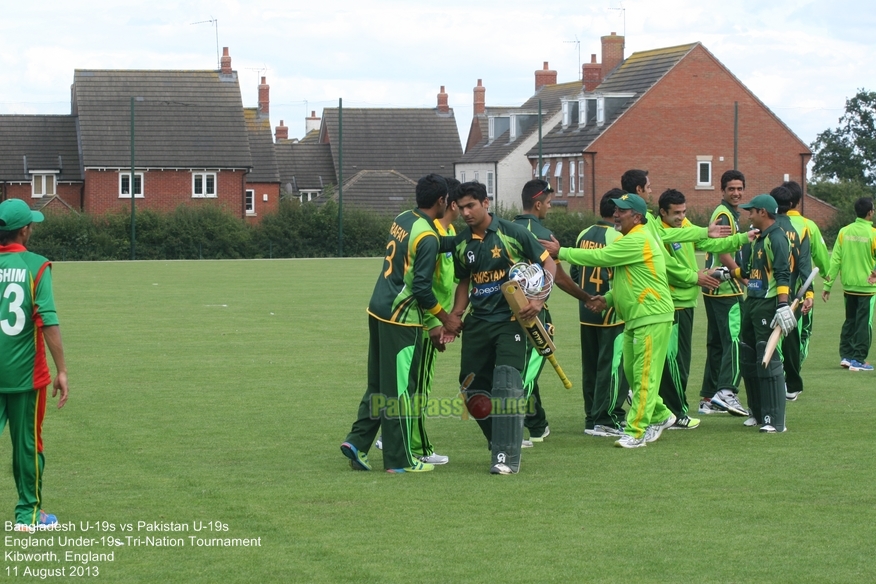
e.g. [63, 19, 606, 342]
[0, 48, 285, 222]
[455, 66, 581, 210]
[275, 112, 336, 204]
[527, 34, 834, 225]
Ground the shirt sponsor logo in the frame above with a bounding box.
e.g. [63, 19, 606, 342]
[748, 280, 762, 290]
[672, 242, 682, 251]
[472, 282, 501, 297]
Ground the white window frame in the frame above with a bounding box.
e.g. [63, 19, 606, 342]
[578, 158, 585, 195]
[562, 101, 570, 127]
[245, 189, 256, 215]
[486, 171, 494, 195]
[31, 173, 57, 198]
[509, 115, 517, 140]
[596, 97, 605, 126]
[696, 156, 714, 189]
[460, 171, 466, 183]
[578, 99, 587, 127]
[569, 161, 575, 195]
[488, 117, 495, 141]
[540, 162, 550, 179]
[474, 171, 480, 183]
[119, 172, 144, 198]
[192, 172, 217, 198]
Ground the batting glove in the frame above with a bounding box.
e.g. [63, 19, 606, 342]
[770, 302, 797, 336]
[711, 267, 732, 282]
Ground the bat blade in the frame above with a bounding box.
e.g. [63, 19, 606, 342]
[761, 268, 819, 367]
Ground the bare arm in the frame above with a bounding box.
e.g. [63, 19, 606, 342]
[554, 263, 592, 303]
[42, 325, 68, 409]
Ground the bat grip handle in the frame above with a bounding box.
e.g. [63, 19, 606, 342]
[548, 355, 573, 389]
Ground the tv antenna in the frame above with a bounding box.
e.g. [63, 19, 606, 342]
[564, 36, 581, 80]
[608, 5, 626, 48]
[191, 16, 220, 68]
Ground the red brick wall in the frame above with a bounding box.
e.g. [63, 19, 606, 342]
[244, 182, 280, 224]
[801, 195, 837, 227]
[4, 183, 82, 210]
[83, 169, 247, 217]
[568, 45, 816, 223]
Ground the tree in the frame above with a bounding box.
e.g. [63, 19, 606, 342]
[811, 89, 876, 186]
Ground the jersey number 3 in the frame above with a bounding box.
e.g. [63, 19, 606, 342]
[1, 283, 26, 336]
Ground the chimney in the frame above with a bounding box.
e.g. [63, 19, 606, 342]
[583, 53, 602, 92]
[258, 76, 270, 117]
[601, 32, 625, 77]
[220, 47, 232, 74]
[275, 120, 288, 141]
[305, 110, 321, 134]
[437, 85, 449, 114]
[473, 79, 485, 116]
[535, 61, 557, 91]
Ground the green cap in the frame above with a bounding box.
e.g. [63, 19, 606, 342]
[613, 193, 648, 216]
[0, 199, 44, 231]
[740, 194, 778, 214]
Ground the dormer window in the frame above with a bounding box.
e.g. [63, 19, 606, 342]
[31, 173, 57, 198]
[562, 102, 570, 128]
[596, 97, 605, 126]
[510, 115, 517, 140]
[488, 117, 495, 141]
[578, 99, 587, 127]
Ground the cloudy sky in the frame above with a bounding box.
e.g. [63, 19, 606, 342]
[2, 0, 874, 153]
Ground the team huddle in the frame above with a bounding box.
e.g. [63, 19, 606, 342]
[340, 169, 876, 474]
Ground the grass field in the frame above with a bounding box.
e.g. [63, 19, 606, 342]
[3, 257, 875, 582]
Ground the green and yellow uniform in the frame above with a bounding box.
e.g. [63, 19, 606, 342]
[569, 221, 627, 431]
[560, 223, 675, 440]
[512, 214, 553, 438]
[776, 213, 814, 396]
[344, 209, 446, 470]
[659, 218, 749, 417]
[412, 221, 456, 457]
[454, 214, 550, 442]
[701, 201, 746, 401]
[0, 244, 58, 525]
[787, 210, 829, 363]
[824, 217, 876, 363]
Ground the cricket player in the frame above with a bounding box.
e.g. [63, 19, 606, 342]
[0, 198, 68, 530]
[450, 181, 556, 474]
[822, 197, 876, 371]
[543, 194, 677, 448]
[734, 194, 794, 433]
[341, 174, 462, 473]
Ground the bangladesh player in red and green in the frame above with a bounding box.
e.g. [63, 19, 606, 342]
[0, 199, 68, 530]
[784, 180, 829, 370]
[546, 193, 677, 448]
[734, 194, 794, 432]
[822, 197, 876, 371]
[341, 174, 462, 473]
[450, 181, 556, 474]
[656, 189, 751, 429]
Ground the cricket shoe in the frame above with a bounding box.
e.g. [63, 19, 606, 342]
[386, 461, 435, 473]
[759, 424, 787, 433]
[417, 453, 449, 465]
[490, 463, 516, 475]
[340, 442, 371, 471]
[786, 391, 801, 401]
[840, 357, 851, 368]
[743, 416, 759, 427]
[710, 390, 749, 417]
[614, 434, 647, 448]
[849, 360, 874, 371]
[698, 399, 727, 415]
[14, 511, 58, 532]
[529, 426, 550, 442]
[521, 439, 534, 448]
[644, 414, 677, 443]
[668, 415, 700, 430]
[585, 424, 625, 437]
[374, 436, 383, 450]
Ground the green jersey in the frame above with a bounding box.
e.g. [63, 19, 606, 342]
[423, 222, 457, 330]
[454, 214, 550, 322]
[560, 223, 674, 330]
[704, 200, 745, 297]
[0, 245, 58, 393]
[368, 209, 443, 326]
[741, 222, 791, 299]
[824, 217, 876, 295]
[570, 221, 623, 325]
[787, 210, 829, 275]
[776, 214, 813, 298]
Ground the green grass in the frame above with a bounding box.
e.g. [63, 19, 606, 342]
[3, 257, 875, 582]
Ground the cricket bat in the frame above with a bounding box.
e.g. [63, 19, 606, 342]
[501, 280, 573, 389]
[761, 267, 819, 367]
[458, 372, 476, 420]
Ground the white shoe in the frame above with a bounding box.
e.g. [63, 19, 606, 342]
[586, 424, 625, 437]
[490, 463, 515, 475]
[644, 414, 677, 443]
[529, 426, 550, 442]
[710, 390, 748, 417]
[417, 453, 449, 465]
[759, 424, 787, 433]
[521, 439, 534, 448]
[743, 417, 758, 427]
[614, 434, 646, 448]
[375, 436, 383, 450]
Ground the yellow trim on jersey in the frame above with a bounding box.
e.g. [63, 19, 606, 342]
[777, 286, 790, 296]
[366, 309, 424, 327]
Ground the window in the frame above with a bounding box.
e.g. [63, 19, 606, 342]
[554, 160, 563, 195]
[460, 171, 466, 182]
[486, 172, 494, 195]
[578, 158, 585, 195]
[193, 172, 217, 198]
[245, 189, 255, 215]
[119, 172, 143, 198]
[474, 171, 480, 183]
[578, 99, 587, 127]
[509, 115, 517, 140]
[540, 162, 550, 179]
[299, 190, 319, 202]
[562, 101, 570, 127]
[596, 97, 605, 126]
[556, 178, 563, 194]
[31, 174, 57, 198]
[696, 156, 713, 188]
[569, 161, 575, 194]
